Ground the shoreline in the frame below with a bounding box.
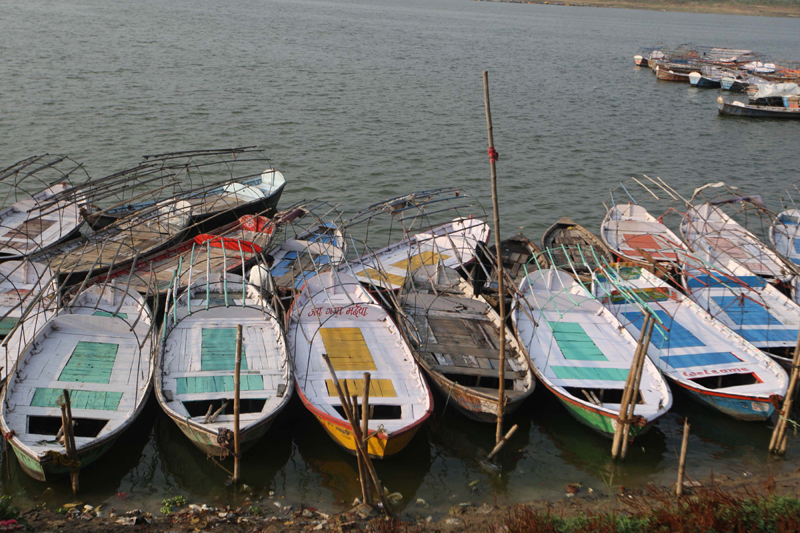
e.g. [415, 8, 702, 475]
[13, 467, 800, 532]
[475, 0, 800, 18]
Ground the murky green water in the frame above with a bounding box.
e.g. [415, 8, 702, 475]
[1, 0, 800, 518]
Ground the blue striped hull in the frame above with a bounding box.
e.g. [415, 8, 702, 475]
[682, 386, 774, 421]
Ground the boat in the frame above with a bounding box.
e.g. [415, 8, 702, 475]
[475, 233, 548, 307]
[689, 71, 722, 88]
[681, 202, 794, 283]
[784, 96, 800, 108]
[343, 217, 489, 292]
[84, 148, 286, 233]
[397, 265, 534, 422]
[717, 97, 800, 119]
[769, 209, 800, 267]
[681, 259, 800, 368]
[0, 155, 88, 260]
[594, 263, 787, 421]
[287, 270, 432, 458]
[600, 204, 688, 266]
[514, 268, 671, 439]
[32, 198, 193, 283]
[541, 216, 615, 283]
[747, 83, 800, 106]
[655, 66, 692, 82]
[83, 212, 285, 298]
[0, 282, 154, 481]
[156, 271, 292, 455]
[0, 261, 58, 382]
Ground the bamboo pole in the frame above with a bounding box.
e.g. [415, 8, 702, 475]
[770, 329, 800, 454]
[62, 390, 79, 493]
[620, 317, 656, 459]
[612, 313, 651, 459]
[676, 418, 690, 497]
[487, 424, 519, 461]
[483, 71, 507, 445]
[342, 380, 368, 504]
[233, 324, 242, 483]
[321, 353, 392, 517]
[361, 373, 374, 505]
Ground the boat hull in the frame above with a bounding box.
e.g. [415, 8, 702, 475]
[296, 382, 428, 459]
[8, 435, 117, 482]
[674, 382, 775, 421]
[191, 183, 286, 235]
[656, 68, 690, 82]
[168, 410, 279, 455]
[718, 97, 800, 119]
[558, 396, 652, 440]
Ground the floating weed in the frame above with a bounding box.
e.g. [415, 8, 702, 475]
[160, 495, 188, 515]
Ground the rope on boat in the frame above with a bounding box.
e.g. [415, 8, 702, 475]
[44, 450, 81, 469]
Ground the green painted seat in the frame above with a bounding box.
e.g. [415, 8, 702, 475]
[549, 321, 608, 361]
[175, 375, 264, 395]
[201, 328, 248, 371]
[0, 316, 18, 338]
[550, 366, 629, 381]
[93, 311, 128, 319]
[30, 388, 123, 410]
[59, 341, 119, 384]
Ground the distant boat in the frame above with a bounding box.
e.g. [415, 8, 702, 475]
[681, 202, 794, 283]
[0, 282, 153, 481]
[717, 97, 800, 119]
[656, 66, 692, 82]
[595, 263, 787, 421]
[288, 271, 431, 458]
[514, 268, 671, 439]
[397, 265, 534, 423]
[541, 216, 614, 283]
[601, 204, 688, 266]
[156, 272, 292, 455]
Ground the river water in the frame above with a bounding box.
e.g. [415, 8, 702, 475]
[2, 0, 800, 517]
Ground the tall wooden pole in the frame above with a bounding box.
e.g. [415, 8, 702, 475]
[361, 373, 374, 505]
[770, 329, 800, 454]
[620, 317, 655, 460]
[612, 313, 652, 459]
[676, 418, 690, 497]
[233, 324, 243, 483]
[483, 71, 506, 445]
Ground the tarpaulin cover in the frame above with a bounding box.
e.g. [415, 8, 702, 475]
[754, 83, 800, 100]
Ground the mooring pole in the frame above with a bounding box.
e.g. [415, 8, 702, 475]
[770, 329, 800, 454]
[62, 390, 79, 493]
[361, 372, 374, 505]
[620, 316, 655, 460]
[233, 324, 243, 483]
[483, 71, 506, 445]
[612, 312, 652, 459]
[676, 418, 690, 497]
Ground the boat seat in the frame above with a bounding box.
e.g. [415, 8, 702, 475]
[325, 378, 396, 397]
[320, 327, 377, 371]
[201, 328, 249, 370]
[549, 365, 629, 382]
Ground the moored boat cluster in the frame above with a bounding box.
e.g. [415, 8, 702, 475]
[635, 43, 800, 119]
[0, 154, 798, 487]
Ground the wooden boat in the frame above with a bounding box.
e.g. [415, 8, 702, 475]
[655, 66, 692, 82]
[0, 261, 58, 382]
[33, 198, 193, 282]
[397, 265, 534, 423]
[681, 259, 800, 368]
[601, 204, 688, 266]
[287, 271, 431, 458]
[681, 202, 793, 283]
[343, 217, 490, 291]
[689, 71, 722, 88]
[258, 220, 345, 297]
[541, 216, 615, 282]
[594, 264, 787, 421]
[717, 97, 800, 119]
[83, 213, 282, 298]
[514, 268, 671, 439]
[475, 233, 548, 307]
[84, 148, 286, 233]
[156, 271, 291, 455]
[0, 282, 153, 481]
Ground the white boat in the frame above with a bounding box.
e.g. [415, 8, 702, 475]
[0, 261, 58, 382]
[397, 265, 534, 423]
[681, 203, 793, 283]
[601, 204, 687, 264]
[341, 217, 490, 291]
[594, 264, 787, 421]
[287, 271, 432, 458]
[0, 282, 153, 481]
[156, 272, 292, 455]
[514, 268, 671, 439]
[681, 257, 800, 369]
[0, 183, 84, 260]
[770, 209, 800, 267]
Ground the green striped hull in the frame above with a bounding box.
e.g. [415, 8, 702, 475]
[558, 397, 648, 441]
[9, 437, 117, 482]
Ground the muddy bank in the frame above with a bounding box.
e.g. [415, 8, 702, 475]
[13, 467, 800, 532]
